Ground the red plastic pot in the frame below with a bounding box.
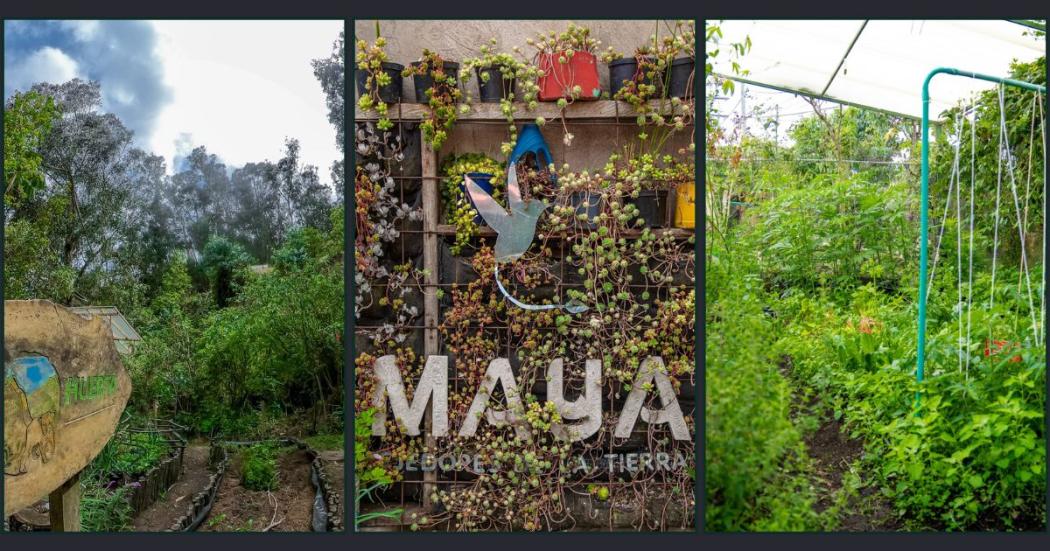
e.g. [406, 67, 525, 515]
[537, 50, 601, 101]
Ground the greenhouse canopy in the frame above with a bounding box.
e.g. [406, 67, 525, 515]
[710, 20, 1046, 120]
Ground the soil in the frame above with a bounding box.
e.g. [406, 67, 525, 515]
[804, 415, 901, 531]
[131, 445, 213, 532]
[201, 447, 316, 532]
[782, 353, 901, 531]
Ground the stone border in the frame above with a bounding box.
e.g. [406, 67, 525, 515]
[177, 439, 341, 532]
[168, 442, 229, 532]
[129, 443, 186, 516]
[309, 450, 343, 532]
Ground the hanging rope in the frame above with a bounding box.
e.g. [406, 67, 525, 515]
[1039, 92, 1046, 343]
[989, 85, 1005, 317]
[926, 110, 964, 304]
[964, 96, 976, 379]
[932, 85, 1043, 379]
[999, 88, 1040, 341]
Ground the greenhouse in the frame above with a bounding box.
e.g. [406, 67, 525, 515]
[706, 19, 1046, 531]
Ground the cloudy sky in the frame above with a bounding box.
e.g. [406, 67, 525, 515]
[5, 20, 342, 185]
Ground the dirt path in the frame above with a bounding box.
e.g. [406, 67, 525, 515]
[804, 414, 901, 531]
[781, 354, 900, 531]
[201, 447, 316, 532]
[132, 445, 213, 532]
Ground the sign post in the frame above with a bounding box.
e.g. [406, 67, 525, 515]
[48, 471, 82, 532]
[4, 300, 132, 528]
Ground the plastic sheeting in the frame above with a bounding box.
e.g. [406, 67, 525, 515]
[69, 305, 142, 354]
[709, 20, 1045, 120]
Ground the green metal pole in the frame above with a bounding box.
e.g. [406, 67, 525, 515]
[917, 67, 1046, 408]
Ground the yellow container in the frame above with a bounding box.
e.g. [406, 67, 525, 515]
[673, 181, 695, 228]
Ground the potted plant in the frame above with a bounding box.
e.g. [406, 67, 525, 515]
[527, 23, 602, 102]
[441, 153, 505, 255]
[402, 49, 461, 150]
[461, 44, 526, 103]
[552, 169, 603, 231]
[355, 24, 401, 131]
[604, 47, 659, 99]
[661, 21, 696, 99]
[461, 40, 542, 156]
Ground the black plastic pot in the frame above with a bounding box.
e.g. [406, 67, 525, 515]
[356, 61, 404, 104]
[571, 191, 602, 230]
[476, 66, 516, 103]
[411, 61, 459, 104]
[667, 57, 695, 99]
[630, 190, 669, 228]
[609, 56, 661, 99]
[608, 58, 639, 97]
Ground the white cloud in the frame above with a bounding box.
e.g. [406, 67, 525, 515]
[149, 20, 342, 186]
[59, 20, 101, 42]
[6, 46, 80, 93]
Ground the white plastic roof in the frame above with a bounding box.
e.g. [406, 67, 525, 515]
[710, 20, 1046, 120]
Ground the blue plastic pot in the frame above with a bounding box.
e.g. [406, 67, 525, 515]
[459, 172, 495, 224]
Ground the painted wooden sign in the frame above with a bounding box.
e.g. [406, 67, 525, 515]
[4, 300, 132, 516]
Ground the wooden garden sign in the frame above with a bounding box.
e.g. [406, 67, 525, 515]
[4, 300, 132, 529]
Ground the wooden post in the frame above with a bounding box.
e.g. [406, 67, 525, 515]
[49, 472, 82, 532]
[420, 142, 439, 510]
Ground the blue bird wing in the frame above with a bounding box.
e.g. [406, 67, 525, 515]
[465, 176, 509, 234]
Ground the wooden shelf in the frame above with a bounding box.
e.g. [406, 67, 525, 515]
[434, 224, 694, 239]
[355, 99, 687, 122]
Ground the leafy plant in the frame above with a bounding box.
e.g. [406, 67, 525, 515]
[460, 40, 542, 154]
[402, 49, 461, 150]
[241, 443, 280, 491]
[440, 153, 505, 255]
[80, 484, 134, 532]
[4, 90, 60, 206]
[356, 27, 395, 131]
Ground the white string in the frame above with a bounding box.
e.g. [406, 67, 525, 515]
[1039, 92, 1046, 343]
[957, 107, 964, 374]
[927, 111, 964, 304]
[964, 98, 976, 379]
[1000, 90, 1039, 340]
[989, 85, 1004, 317]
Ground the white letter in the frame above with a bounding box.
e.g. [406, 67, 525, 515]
[614, 357, 689, 440]
[372, 354, 448, 436]
[547, 358, 601, 441]
[458, 358, 531, 441]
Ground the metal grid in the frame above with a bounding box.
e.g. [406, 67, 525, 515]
[355, 105, 695, 531]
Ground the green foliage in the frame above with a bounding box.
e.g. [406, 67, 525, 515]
[202, 236, 254, 307]
[3, 217, 77, 300]
[777, 281, 1045, 530]
[80, 484, 134, 532]
[4, 90, 60, 206]
[440, 153, 505, 255]
[705, 238, 822, 531]
[241, 443, 280, 491]
[754, 176, 915, 298]
[303, 433, 344, 452]
[706, 40, 1044, 530]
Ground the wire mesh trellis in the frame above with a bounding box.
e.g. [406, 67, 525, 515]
[355, 100, 696, 531]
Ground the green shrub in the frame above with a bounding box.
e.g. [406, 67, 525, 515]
[80, 484, 133, 532]
[241, 444, 279, 491]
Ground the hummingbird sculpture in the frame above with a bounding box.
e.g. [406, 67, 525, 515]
[464, 163, 588, 314]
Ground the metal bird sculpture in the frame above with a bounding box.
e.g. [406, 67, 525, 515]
[464, 164, 588, 314]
